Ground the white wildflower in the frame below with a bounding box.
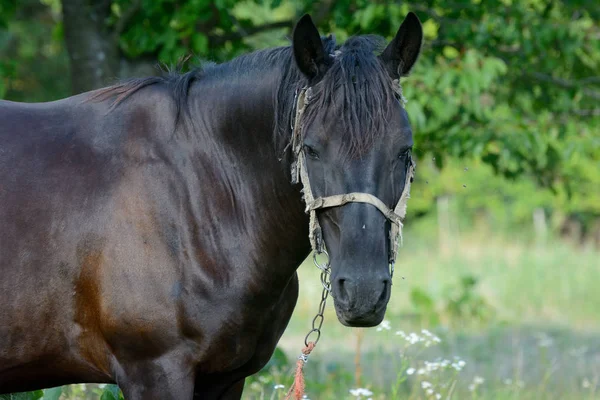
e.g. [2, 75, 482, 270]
[424, 361, 440, 372]
[420, 329, 441, 344]
[350, 388, 374, 397]
[376, 320, 391, 331]
[417, 368, 426, 375]
[405, 332, 423, 345]
[468, 375, 484, 392]
[395, 330, 406, 337]
[583, 378, 591, 389]
[274, 384, 285, 390]
[435, 394, 442, 399]
[451, 358, 466, 370]
[421, 381, 432, 389]
[426, 389, 434, 395]
[406, 368, 415, 375]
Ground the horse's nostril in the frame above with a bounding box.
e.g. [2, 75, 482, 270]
[377, 279, 391, 305]
[335, 277, 349, 303]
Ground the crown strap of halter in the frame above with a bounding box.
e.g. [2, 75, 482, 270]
[290, 84, 415, 272]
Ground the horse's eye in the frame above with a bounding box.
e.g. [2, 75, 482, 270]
[304, 145, 320, 159]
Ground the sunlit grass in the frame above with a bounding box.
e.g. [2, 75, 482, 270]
[260, 226, 600, 400]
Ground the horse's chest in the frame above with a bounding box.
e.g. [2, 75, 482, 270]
[195, 276, 299, 374]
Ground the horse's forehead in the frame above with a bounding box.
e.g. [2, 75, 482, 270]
[314, 100, 407, 137]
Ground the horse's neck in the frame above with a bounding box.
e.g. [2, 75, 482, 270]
[178, 72, 310, 289]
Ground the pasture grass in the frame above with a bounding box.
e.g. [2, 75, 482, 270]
[246, 226, 600, 399]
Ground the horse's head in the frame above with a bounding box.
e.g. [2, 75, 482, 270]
[291, 13, 422, 327]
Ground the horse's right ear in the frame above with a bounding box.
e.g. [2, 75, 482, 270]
[293, 14, 328, 79]
[380, 12, 423, 79]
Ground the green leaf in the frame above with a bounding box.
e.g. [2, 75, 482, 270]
[41, 387, 62, 400]
[0, 391, 44, 400]
[100, 385, 122, 400]
[192, 33, 209, 54]
[443, 46, 460, 59]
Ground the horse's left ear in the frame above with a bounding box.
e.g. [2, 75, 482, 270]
[293, 14, 329, 79]
[380, 12, 423, 79]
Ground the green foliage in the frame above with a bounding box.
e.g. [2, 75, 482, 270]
[99, 385, 123, 400]
[0, 0, 69, 101]
[444, 275, 495, 324]
[0, 0, 16, 28]
[262, 346, 289, 371]
[113, 0, 293, 64]
[0, 391, 43, 400]
[40, 387, 62, 400]
[410, 274, 495, 328]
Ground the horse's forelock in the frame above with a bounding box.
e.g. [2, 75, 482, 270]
[303, 36, 398, 160]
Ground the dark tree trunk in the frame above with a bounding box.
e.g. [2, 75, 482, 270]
[61, 0, 119, 94]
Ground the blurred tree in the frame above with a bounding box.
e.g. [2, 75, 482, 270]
[62, 0, 119, 93]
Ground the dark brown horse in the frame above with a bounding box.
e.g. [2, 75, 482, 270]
[0, 13, 422, 399]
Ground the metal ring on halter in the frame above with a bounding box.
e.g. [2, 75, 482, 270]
[312, 249, 330, 272]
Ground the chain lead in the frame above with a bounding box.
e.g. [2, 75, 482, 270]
[304, 250, 331, 347]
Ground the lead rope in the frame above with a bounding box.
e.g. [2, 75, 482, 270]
[283, 341, 315, 400]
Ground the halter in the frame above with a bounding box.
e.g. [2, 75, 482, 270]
[290, 84, 416, 277]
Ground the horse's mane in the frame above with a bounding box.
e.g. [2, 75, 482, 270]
[90, 34, 398, 160]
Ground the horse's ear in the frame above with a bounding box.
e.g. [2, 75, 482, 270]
[293, 14, 328, 78]
[380, 12, 423, 79]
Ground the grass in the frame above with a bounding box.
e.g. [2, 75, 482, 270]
[246, 225, 600, 399]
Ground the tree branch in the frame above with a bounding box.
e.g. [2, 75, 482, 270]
[210, 20, 293, 45]
[526, 72, 600, 100]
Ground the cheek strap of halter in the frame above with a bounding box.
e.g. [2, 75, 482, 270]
[290, 87, 415, 271]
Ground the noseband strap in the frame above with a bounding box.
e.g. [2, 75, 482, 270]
[290, 86, 415, 273]
[307, 193, 402, 225]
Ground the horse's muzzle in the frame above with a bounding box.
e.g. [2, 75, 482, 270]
[332, 273, 391, 327]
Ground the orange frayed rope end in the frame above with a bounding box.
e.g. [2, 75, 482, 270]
[284, 341, 316, 400]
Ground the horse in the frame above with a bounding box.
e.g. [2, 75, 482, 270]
[0, 12, 422, 399]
